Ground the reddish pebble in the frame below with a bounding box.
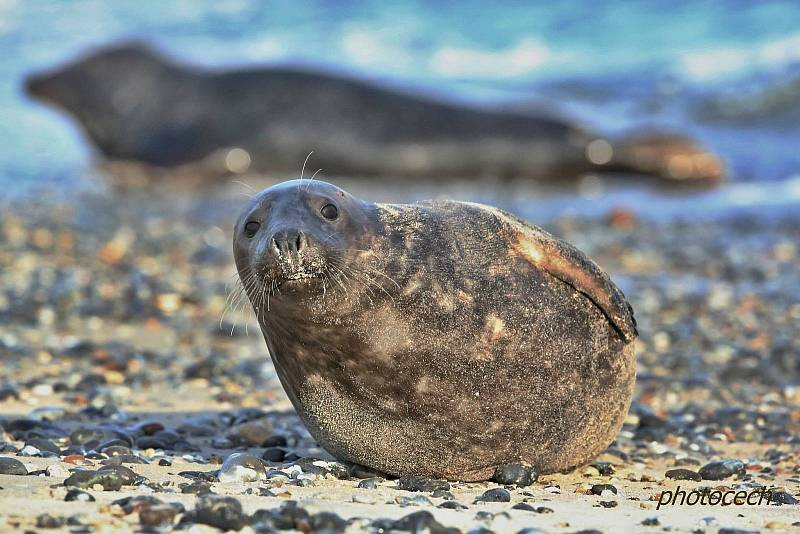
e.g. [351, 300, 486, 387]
[607, 207, 637, 231]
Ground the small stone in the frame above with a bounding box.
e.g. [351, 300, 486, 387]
[512, 503, 537, 512]
[190, 494, 246, 531]
[590, 484, 618, 495]
[113, 495, 164, 515]
[397, 476, 450, 492]
[0, 385, 20, 400]
[396, 494, 435, 506]
[179, 470, 218, 482]
[26, 438, 61, 455]
[135, 422, 165, 436]
[251, 502, 310, 530]
[20, 445, 41, 456]
[36, 513, 65, 529]
[46, 464, 70, 478]
[534, 506, 554, 513]
[598, 500, 618, 508]
[217, 453, 266, 483]
[102, 445, 133, 457]
[665, 468, 702, 481]
[474, 511, 494, 521]
[64, 466, 138, 491]
[432, 489, 455, 500]
[348, 464, 387, 479]
[261, 447, 286, 462]
[492, 463, 538, 487]
[475, 488, 511, 503]
[139, 504, 177, 527]
[391, 511, 459, 534]
[591, 461, 615, 475]
[698, 460, 745, 480]
[64, 489, 95, 502]
[69, 428, 106, 446]
[145, 430, 185, 448]
[180, 480, 213, 494]
[158, 458, 172, 466]
[309, 511, 347, 532]
[357, 477, 380, 489]
[0, 457, 28, 475]
[99, 465, 140, 485]
[262, 435, 288, 447]
[770, 491, 800, 505]
[439, 501, 468, 510]
[641, 517, 660, 526]
[291, 458, 349, 480]
[228, 419, 273, 447]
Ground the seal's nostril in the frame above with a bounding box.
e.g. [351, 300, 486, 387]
[271, 230, 305, 256]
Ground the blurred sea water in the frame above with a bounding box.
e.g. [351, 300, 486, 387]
[1, 0, 800, 216]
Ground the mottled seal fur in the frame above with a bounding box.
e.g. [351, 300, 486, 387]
[233, 180, 637, 481]
[26, 42, 722, 184]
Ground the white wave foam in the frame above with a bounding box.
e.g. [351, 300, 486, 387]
[340, 29, 414, 70]
[678, 31, 800, 82]
[430, 38, 550, 79]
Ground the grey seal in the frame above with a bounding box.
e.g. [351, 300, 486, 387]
[233, 179, 637, 481]
[26, 42, 722, 185]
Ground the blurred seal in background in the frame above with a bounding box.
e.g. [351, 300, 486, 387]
[26, 42, 723, 186]
[232, 179, 637, 480]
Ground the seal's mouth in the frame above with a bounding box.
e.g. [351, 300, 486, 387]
[272, 270, 326, 291]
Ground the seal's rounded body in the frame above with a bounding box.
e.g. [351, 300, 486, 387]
[234, 180, 636, 481]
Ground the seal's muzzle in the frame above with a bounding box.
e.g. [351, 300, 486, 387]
[259, 227, 328, 288]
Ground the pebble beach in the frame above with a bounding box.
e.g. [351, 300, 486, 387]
[1, 180, 798, 533]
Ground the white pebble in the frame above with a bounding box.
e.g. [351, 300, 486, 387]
[218, 465, 260, 483]
[31, 384, 53, 396]
[46, 464, 70, 478]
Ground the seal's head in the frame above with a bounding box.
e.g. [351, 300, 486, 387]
[233, 180, 377, 315]
[24, 42, 188, 163]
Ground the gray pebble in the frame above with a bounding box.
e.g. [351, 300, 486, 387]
[0, 457, 28, 475]
[217, 452, 266, 483]
[475, 488, 511, 503]
[699, 459, 745, 480]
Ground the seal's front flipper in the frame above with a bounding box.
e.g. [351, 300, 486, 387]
[498, 210, 638, 343]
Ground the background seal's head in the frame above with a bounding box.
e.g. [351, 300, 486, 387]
[233, 180, 376, 314]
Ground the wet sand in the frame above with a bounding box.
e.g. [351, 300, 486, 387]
[1, 183, 799, 533]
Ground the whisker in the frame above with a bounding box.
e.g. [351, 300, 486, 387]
[304, 168, 323, 192]
[297, 150, 314, 192]
[231, 179, 257, 198]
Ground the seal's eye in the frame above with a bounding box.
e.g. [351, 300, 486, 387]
[320, 203, 339, 220]
[243, 221, 260, 238]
